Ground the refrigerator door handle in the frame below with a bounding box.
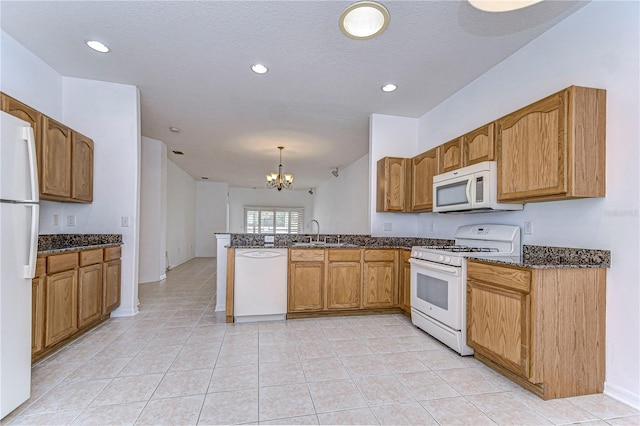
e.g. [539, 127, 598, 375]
[23, 126, 39, 202]
[24, 204, 39, 279]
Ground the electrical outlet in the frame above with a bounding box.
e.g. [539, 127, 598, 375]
[264, 235, 275, 243]
[121, 216, 130, 227]
[383, 222, 392, 231]
[53, 214, 59, 226]
[429, 221, 436, 233]
[66, 215, 76, 227]
[524, 221, 533, 235]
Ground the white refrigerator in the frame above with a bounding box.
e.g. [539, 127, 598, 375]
[0, 111, 39, 418]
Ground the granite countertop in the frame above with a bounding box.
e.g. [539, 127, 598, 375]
[227, 234, 453, 250]
[38, 234, 123, 255]
[469, 245, 611, 269]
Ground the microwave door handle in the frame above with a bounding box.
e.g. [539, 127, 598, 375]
[465, 178, 472, 203]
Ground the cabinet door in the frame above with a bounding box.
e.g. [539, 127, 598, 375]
[78, 263, 103, 328]
[467, 280, 531, 378]
[45, 269, 78, 347]
[410, 148, 439, 212]
[399, 250, 411, 313]
[102, 259, 121, 314]
[326, 262, 361, 309]
[1, 94, 43, 190]
[376, 157, 407, 212]
[71, 131, 94, 202]
[439, 138, 462, 173]
[497, 91, 567, 201]
[363, 261, 395, 308]
[462, 122, 495, 166]
[41, 116, 72, 199]
[31, 276, 46, 355]
[288, 262, 324, 312]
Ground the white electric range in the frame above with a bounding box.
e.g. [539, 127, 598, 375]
[410, 224, 521, 355]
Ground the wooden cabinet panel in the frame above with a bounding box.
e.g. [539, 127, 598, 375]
[102, 259, 121, 314]
[31, 275, 45, 355]
[364, 249, 396, 262]
[41, 116, 73, 199]
[497, 86, 606, 202]
[376, 157, 408, 212]
[328, 249, 361, 262]
[399, 250, 411, 314]
[47, 252, 78, 274]
[410, 148, 439, 212]
[80, 249, 103, 266]
[78, 263, 103, 328]
[467, 261, 530, 293]
[104, 246, 122, 262]
[462, 122, 495, 166]
[363, 259, 396, 308]
[467, 280, 530, 378]
[45, 269, 78, 347]
[290, 249, 324, 262]
[326, 262, 361, 309]
[71, 131, 94, 202]
[288, 262, 324, 312]
[439, 138, 462, 173]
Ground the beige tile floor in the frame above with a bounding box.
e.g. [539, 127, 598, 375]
[3, 257, 639, 425]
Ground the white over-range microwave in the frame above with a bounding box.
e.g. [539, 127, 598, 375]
[433, 161, 523, 213]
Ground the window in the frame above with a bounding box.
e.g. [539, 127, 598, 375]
[244, 207, 304, 234]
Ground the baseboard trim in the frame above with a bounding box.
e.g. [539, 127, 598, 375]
[215, 303, 226, 312]
[604, 382, 640, 410]
[159, 274, 167, 280]
[111, 306, 139, 317]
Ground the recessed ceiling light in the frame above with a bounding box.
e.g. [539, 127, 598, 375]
[251, 64, 269, 74]
[381, 83, 397, 92]
[468, 0, 543, 12]
[172, 150, 184, 155]
[169, 127, 181, 133]
[340, 1, 390, 40]
[86, 40, 110, 53]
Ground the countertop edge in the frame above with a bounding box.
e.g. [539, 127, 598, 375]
[38, 243, 122, 256]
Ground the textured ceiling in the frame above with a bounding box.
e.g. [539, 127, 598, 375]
[0, 1, 586, 189]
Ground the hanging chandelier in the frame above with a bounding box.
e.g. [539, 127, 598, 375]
[266, 146, 294, 191]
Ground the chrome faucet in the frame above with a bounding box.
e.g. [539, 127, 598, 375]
[310, 220, 320, 243]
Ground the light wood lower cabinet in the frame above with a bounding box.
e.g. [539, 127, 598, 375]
[398, 249, 411, 314]
[467, 259, 606, 399]
[33, 246, 122, 362]
[287, 248, 401, 316]
[45, 269, 78, 347]
[363, 250, 396, 308]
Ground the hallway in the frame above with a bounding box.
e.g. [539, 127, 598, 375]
[3, 258, 638, 425]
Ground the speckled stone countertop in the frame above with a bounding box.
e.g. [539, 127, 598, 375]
[469, 245, 611, 269]
[228, 233, 453, 250]
[38, 234, 122, 255]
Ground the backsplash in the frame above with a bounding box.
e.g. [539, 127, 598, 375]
[38, 234, 122, 251]
[228, 233, 453, 248]
[523, 245, 611, 268]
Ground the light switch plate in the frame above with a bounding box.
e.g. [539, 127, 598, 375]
[383, 223, 392, 231]
[66, 215, 76, 226]
[264, 235, 275, 243]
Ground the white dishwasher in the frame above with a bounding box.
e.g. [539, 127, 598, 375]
[234, 248, 288, 323]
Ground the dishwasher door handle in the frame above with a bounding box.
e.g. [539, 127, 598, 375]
[238, 250, 285, 259]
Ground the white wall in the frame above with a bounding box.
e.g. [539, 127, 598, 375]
[195, 181, 228, 257]
[0, 30, 62, 121]
[166, 159, 196, 268]
[228, 187, 313, 233]
[139, 137, 167, 283]
[369, 114, 420, 237]
[312, 154, 369, 234]
[415, 1, 639, 407]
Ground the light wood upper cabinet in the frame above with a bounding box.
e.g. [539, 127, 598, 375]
[410, 147, 439, 212]
[41, 116, 73, 199]
[462, 122, 495, 166]
[439, 138, 462, 173]
[376, 157, 409, 212]
[72, 131, 94, 203]
[467, 259, 606, 400]
[326, 260, 361, 310]
[497, 86, 606, 202]
[362, 250, 396, 308]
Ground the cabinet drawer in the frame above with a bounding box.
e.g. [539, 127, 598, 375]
[35, 257, 47, 276]
[290, 249, 325, 262]
[328, 249, 361, 262]
[47, 252, 79, 274]
[104, 246, 121, 262]
[467, 261, 531, 293]
[364, 249, 396, 262]
[80, 249, 103, 266]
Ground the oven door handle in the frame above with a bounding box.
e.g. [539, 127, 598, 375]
[409, 258, 460, 276]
